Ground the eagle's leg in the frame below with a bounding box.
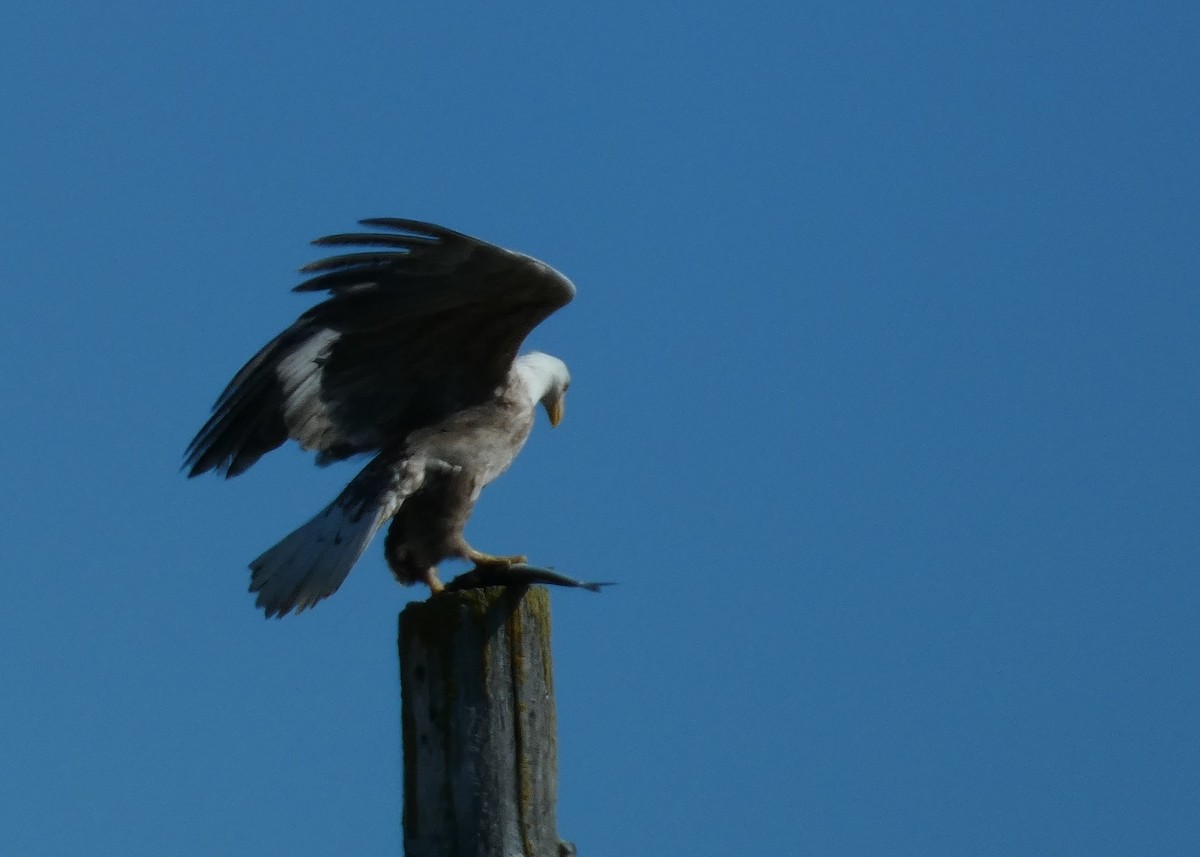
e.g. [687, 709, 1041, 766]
[423, 567, 445, 594]
[462, 547, 528, 567]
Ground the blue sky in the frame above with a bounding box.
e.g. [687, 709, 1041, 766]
[2, 2, 1197, 854]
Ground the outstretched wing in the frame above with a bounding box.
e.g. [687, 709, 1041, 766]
[185, 219, 574, 477]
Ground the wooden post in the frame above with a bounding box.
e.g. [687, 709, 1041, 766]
[399, 586, 563, 857]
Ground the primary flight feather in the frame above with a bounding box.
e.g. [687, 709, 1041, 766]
[185, 218, 574, 617]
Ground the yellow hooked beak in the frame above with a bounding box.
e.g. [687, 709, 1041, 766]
[546, 396, 565, 427]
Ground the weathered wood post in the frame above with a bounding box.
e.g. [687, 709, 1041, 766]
[399, 585, 563, 857]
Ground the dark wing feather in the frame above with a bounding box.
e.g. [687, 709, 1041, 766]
[184, 218, 574, 478]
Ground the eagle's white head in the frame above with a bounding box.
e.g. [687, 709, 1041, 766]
[515, 352, 571, 427]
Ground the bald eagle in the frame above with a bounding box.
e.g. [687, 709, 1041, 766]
[185, 218, 574, 617]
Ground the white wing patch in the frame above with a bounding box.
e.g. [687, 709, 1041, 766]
[276, 328, 340, 450]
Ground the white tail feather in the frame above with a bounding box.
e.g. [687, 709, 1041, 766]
[249, 498, 387, 617]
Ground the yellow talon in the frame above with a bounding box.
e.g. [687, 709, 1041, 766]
[423, 567, 445, 594]
[463, 549, 527, 567]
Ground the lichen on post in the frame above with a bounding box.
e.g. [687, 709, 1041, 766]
[399, 585, 560, 857]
